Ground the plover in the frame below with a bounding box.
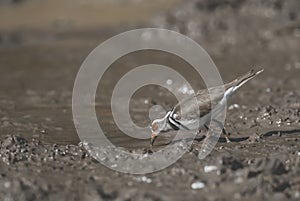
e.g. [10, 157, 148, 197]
[150, 69, 264, 147]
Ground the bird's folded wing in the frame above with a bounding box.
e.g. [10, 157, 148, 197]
[173, 86, 226, 120]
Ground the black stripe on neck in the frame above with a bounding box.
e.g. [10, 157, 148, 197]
[167, 112, 190, 131]
[166, 112, 180, 130]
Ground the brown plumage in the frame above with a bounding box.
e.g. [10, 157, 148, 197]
[172, 69, 264, 121]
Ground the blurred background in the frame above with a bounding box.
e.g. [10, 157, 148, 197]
[0, 0, 180, 143]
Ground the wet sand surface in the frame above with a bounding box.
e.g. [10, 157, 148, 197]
[0, 0, 300, 200]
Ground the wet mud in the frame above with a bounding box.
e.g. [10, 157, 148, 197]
[0, 0, 300, 200]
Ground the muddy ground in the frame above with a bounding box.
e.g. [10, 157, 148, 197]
[0, 0, 300, 200]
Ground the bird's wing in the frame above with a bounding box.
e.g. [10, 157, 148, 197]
[172, 69, 264, 121]
[172, 85, 226, 120]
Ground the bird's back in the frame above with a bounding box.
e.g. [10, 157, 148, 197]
[172, 69, 264, 121]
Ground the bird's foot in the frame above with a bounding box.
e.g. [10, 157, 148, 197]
[225, 135, 231, 143]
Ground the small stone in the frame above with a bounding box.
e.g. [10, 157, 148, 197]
[191, 181, 205, 189]
[276, 119, 283, 127]
[134, 176, 152, 184]
[295, 191, 300, 198]
[166, 79, 173, 85]
[141, 176, 152, 184]
[4, 181, 11, 188]
[266, 88, 272, 93]
[204, 165, 218, 173]
[229, 104, 240, 110]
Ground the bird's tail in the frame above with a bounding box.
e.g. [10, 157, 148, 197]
[225, 69, 264, 92]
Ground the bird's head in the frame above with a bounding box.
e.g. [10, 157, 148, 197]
[150, 111, 171, 147]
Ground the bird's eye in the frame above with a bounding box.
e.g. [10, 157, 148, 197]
[152, 123, 158, 131]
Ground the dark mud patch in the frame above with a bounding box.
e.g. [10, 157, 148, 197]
[0, 131, 299, 200]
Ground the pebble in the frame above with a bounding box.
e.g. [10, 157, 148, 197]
[191, 181, 205, 189]
[229, 104, 240, 110]
[166, 79, 173, 85]
[4, 181, 11, 188]
[295, 191, 300, 198]
[204, 165, 218, 173]
[266, 88, 272, 93]
[141, 176, 152, 184]
[134, 176, 152, 184]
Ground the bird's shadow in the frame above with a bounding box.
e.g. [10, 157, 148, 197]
[165, 135, 248, 146]
[262, 128, 300, 137]
[164, 128, 300, 146]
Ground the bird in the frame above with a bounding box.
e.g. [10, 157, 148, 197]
[150, 69, 264, 147]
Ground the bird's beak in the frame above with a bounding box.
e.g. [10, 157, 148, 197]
[150, 133, 157, 147]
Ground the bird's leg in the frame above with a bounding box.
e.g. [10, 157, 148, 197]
[212, 120, 231, 143]
[202, 124, 212, 138]
[196, 125, 208, 135]
[222, 128, 231, 143]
